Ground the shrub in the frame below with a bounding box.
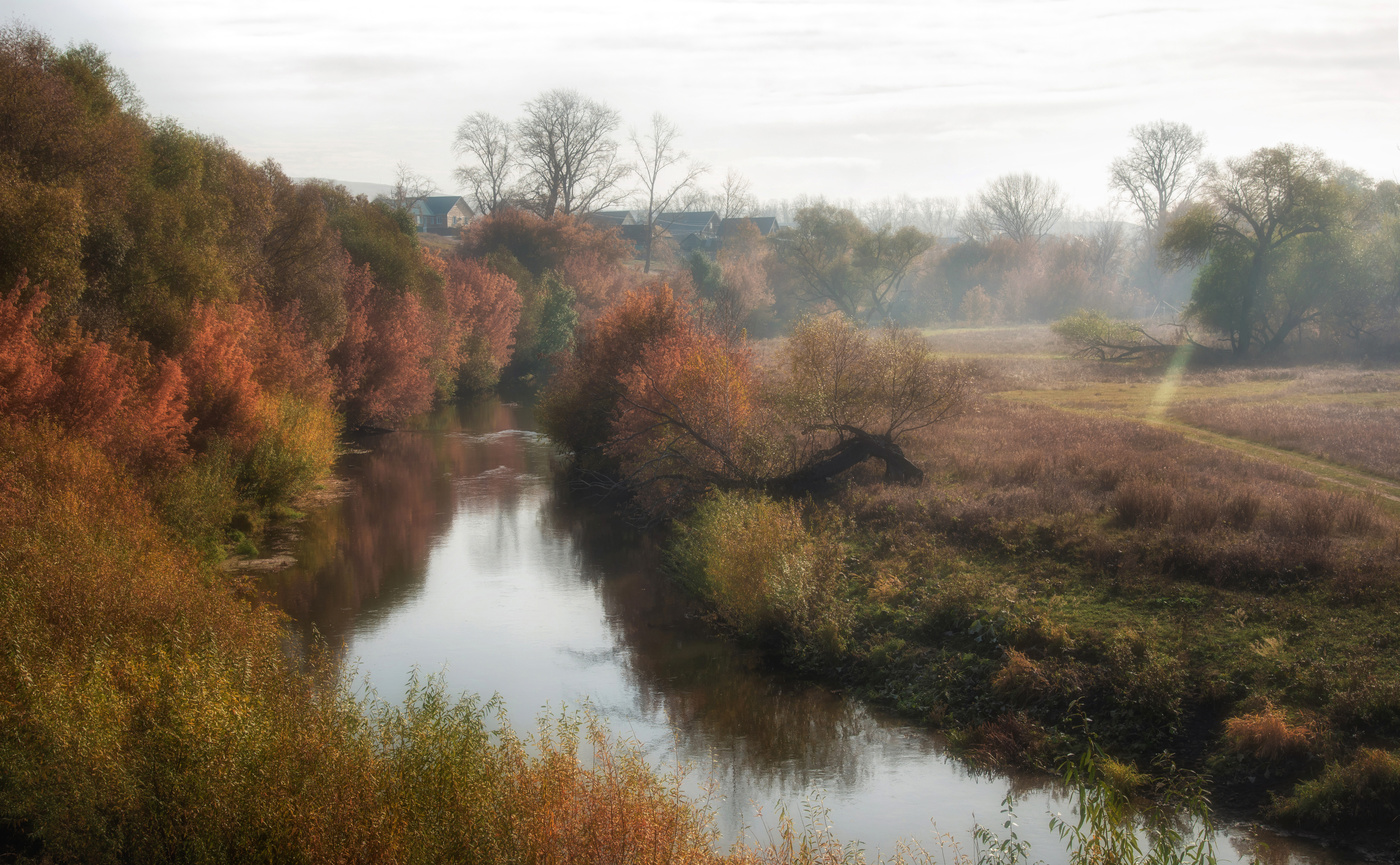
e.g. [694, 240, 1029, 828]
[1113, 480, 1174, 527]
[1222, 705, 1313, 761]
[1171, 490, 1223, 533]
[1222, 491, 1262, 531]
[1271, 748, 1400, 828]
[671, 491, 848, 658]
[237, 391, 339, 507]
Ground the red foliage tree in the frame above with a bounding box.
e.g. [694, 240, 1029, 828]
[237, 296, 335, 407]
[0, 275, 192, 474]
[432, 252, 522, 383]
[177, 301, 263, 448]
[329, 263, 435, 428]
[538, 283, 696, 459]
[0, 275, 57, 418]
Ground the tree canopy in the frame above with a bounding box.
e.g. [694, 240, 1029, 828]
[770, 203, 932, 323]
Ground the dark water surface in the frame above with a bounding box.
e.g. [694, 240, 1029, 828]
[259, 398, 1351, 864]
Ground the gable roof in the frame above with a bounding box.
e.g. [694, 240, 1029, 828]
[718, 216, 779, 237]
[655, 210, 719, 237]
[586, 210, 636, 227]
[415, 195, 473, 217]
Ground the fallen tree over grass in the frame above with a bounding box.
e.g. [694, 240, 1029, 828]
[540, 286, 974, 516]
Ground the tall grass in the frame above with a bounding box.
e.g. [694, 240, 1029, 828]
[670, 491, 850, 659]
[1172, 398, 1400, 480]
[0, 419, 729, 863]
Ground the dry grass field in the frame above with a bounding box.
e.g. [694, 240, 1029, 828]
[680, 325, 1400, 841]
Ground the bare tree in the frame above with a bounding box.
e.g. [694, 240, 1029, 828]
[453, 111, 514, 215]
[1110, 121, 1206, 236]
[631, 113, 708, 272]
[965, 172, 1066, 244]
[388, 162, 437, 214]
[516, 89, 627, 217]
[900, 196, 959, 237]
[713, 168, 756, 219]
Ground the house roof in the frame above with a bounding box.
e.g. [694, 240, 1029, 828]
[718, 216, 779, 237]
[414, 195, 473, 217]
[586, 210, 636, 227]
[655, 211, 719, 237]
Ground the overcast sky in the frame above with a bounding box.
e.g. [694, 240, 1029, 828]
[7, 0, 1398, 213]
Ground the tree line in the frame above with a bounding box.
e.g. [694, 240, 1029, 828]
[455, 91, 1399, 360]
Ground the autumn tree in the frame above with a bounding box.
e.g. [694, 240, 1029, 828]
[542, 291, 974, 515]
[329, 264, 435, 428]
[1, 276, 192, 475]
[771, 203, 932, 322]
[1162, 144, 1352, 357]
[773, 315, 972, 485]
[423, 253, 522, 393]
[0, 28, 144, 318]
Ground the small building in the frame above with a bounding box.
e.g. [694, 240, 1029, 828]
[585, 210, 636, 229]
[410, 196, 475, 236]
[718, 216, 779, 240]
[654, 211, 720, 253]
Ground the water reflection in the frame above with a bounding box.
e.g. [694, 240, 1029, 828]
[255, 397, 1354, 864]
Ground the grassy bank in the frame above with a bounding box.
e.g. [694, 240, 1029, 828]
[668, 327, 1400, 853]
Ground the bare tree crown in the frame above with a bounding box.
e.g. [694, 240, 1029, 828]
[1109, 120, 1206, 235]
[453, 112, 514, 215]
[963, 172, 1065, 244]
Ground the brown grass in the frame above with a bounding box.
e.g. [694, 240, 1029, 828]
[1172, 399, 1400, 480]
[839, 397, 1400, 594]
[1223, 705, 1314, 761]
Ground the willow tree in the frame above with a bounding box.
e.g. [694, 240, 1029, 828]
[771, 203, 932, 323]
[542, 288, 972, 517]
[1162, 144, 1353, 357]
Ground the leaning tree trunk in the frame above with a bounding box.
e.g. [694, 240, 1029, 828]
[771, 429, 924, 491]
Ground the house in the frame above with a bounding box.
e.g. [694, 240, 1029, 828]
[585, 210, 636, 229]
[718, 216, 779, 240]
[410, 196, 475, 236]
[654, 211, 720, 253]
[619, 223, 673, 261]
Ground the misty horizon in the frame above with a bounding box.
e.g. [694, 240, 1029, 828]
[6, 0, 1396, 217]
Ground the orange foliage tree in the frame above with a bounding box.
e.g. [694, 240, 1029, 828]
[0, 276, 192, 475]
[177, 301, 264, 448]
[329, 264, 435, 428]
[427, 252, 522, 393]
[538, 283, 696, 461]
[543, 288, 974, 515]
[607, 322, 763, 514]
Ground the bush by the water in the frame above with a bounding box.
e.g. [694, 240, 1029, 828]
[670, 491, 849, 659]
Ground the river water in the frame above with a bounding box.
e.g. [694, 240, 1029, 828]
[258, 397, 1351, 864]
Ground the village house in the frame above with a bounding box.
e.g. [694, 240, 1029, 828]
[410, 195, 475, 236]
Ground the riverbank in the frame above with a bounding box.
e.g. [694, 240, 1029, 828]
[659, 328, 1400, 861]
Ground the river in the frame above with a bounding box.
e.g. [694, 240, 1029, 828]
[256, 397, 1352, 864]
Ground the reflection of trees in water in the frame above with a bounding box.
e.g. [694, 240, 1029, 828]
[262, 399, 549, 658]
[542, 495, 920, 798]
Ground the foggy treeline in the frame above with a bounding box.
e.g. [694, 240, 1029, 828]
[450, 93, 1399, 359]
